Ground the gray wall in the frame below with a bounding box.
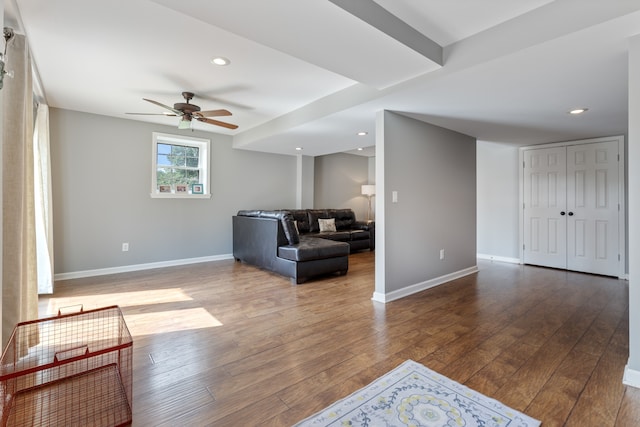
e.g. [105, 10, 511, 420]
[50, 108, 296, 274]
[476, 140, 520, 259]
[314, 152, 369, 220]
[367, 157, 375, 184]
[626, 34, 640, 377]
[378, 111, 476, 294]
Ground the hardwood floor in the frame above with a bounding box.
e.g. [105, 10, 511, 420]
[39, 252, 639, 426]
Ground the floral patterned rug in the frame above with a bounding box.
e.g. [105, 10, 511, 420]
[293, 360, 540, 427]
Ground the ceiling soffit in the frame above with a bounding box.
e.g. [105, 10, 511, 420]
[150, 0, 441, 89]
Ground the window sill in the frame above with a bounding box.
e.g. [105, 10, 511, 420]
[150, 193, 211, 199]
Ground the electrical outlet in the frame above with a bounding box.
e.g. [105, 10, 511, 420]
[439, 249, 445, 260]
[122, 243, 129, 252]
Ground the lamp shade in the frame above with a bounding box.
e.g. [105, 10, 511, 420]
[361, 184, 375, 196]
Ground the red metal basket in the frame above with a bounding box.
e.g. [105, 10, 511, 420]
[0, 305, 133, 426]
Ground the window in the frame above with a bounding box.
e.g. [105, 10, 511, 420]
[151, 132, 211, 198]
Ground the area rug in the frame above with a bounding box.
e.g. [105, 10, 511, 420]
[293, 360, 540, 427]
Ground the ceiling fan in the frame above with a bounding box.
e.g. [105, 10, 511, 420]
[127, 91, 238, 130]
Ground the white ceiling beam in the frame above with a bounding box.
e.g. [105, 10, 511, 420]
[328, 0, 443, 66]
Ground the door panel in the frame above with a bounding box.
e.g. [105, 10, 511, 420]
[523, 147, 567, 269]
[566, 141, 619, 275]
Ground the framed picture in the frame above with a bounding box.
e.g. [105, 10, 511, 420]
[191, 184, 204, 194]
[176, 184, 188, 193]
[159, 185, 172, 193]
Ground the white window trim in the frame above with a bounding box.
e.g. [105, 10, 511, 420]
[151, 132, 211, 199]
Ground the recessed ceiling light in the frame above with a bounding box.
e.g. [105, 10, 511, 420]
[295, 147, 303, 151]
[211, 57, 230, 66]
[357, 131, 368, 136]
[357, 147, 363, 151]
[568, 108, 588, 115]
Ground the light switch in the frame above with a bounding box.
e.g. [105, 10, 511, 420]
[392, 191, 398, 203]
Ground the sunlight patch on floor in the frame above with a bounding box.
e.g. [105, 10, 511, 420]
[41, 288, 194, 315]
[123, 308, 223, 337]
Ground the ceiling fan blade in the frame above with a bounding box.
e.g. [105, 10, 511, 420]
[195, 109, 232, 118]
[143, 98, 183, 116]
[126, 112, 178, 116]
[197, 117, 238, 130]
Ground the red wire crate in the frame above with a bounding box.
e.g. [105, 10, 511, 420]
[0, 305, 133, 426]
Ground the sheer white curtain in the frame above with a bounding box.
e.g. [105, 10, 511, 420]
[2, 33, 39, 350]
[34, 103, 53, 294]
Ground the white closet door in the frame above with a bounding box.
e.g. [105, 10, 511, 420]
[523, 146, 567, 269]
[566, 141, 619, 275]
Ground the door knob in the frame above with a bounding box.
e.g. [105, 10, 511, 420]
[560, 211, 566, 216]
[568, 212, 574, 216]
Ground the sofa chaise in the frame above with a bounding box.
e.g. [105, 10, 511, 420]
[232, 209, 374, 284]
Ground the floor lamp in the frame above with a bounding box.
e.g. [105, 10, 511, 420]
[361, 184, 375, 222]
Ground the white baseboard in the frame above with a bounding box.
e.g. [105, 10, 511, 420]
[54, 254, 234, 281]
[623, 365, 640, 389]
[476, 253, 521, 264]
[476, 254, 629, 279]
[371, 265, 479, 304]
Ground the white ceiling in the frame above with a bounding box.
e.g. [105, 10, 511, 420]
[6, 0, 640, 157]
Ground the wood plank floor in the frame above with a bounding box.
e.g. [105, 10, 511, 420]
[40, 252, 639, 426]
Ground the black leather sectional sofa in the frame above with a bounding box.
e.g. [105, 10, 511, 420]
[232, 209, 374, 284]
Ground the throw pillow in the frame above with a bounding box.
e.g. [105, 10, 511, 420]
[318, 218, 336, 232]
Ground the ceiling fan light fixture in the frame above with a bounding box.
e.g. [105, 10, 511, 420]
[178, 116, 192, 129]
[211, 56, 230, 66]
